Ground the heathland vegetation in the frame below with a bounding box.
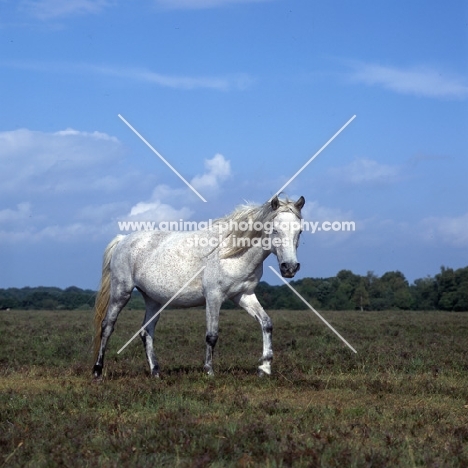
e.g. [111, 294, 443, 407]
[1, 266, 467, 312]
[1, 309, 468, 466]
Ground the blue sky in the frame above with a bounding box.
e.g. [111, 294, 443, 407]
[1, 0, 467, 289]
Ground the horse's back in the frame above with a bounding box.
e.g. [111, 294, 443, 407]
[110, 230, 208, 306]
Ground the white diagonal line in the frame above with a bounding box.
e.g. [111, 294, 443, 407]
[268, 266, 357, 353]
[118, 114, 208, 203]
[270, 114, 356, 200]
[117, 266, 206, 354]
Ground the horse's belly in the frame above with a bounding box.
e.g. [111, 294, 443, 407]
[134, 246, 206, 307]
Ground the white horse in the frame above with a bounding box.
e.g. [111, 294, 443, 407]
[92, 194, 305, 378]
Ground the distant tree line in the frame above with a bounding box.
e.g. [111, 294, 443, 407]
[0, 286, 145, 311]
[1, 266, 467, 312]
[224, 266, 468, 312]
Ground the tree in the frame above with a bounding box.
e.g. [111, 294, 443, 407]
[435, 266, 468, 311]
[352, 278, 370, 311]
[328, 271, 361, 310]
[410, 276, 437, 310]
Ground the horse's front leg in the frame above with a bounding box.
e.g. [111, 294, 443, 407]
[203, 293, 223, 376]
[233, 292, 273, 376]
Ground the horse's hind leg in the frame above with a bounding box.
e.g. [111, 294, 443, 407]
[93, 287, 132, 379]
[139, 293, 162, 377]
[233, 292, 273, 376]
[204, 293, 223, 376]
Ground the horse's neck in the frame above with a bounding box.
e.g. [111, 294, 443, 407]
[242, 243, 271, 268]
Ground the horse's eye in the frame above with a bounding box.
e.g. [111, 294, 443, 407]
[272, 229, 278, 235]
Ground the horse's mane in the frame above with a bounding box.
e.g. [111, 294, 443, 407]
[213, 196, 303, 258]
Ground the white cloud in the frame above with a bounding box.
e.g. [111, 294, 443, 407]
[190, 153, 231, 191]
[0, 130, 234, 243]
[0, 202, 31, 222]
[1, 61, 254, 91]
[300, 200, 356, 246]
[154, 0, 273, 10]
[348, 62, 468, 99]
[123, 154, 231, 224]
[21, 0, 110, 20]
[330, 158, 401, 185]
[33, 222, 102, 241]
[124, 183, 193, 223]
[0, 127, 147, 243]
[0, 201, 131, 243]
[0, 221, 116, 243]
[128, 200, 193, 223]
[104, 67, 253, 91]
[76, 202, 128, 222]
[124, 184, 193, 225]
[420, 213, 468, 247]
[0, 128, 124, 194]
[301, 200, 352, 222]
[54, 128, 118, 141]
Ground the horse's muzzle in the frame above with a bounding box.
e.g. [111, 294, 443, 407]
[280, 262, 300, 278]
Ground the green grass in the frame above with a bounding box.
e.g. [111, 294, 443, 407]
[1, 309, 468, 467]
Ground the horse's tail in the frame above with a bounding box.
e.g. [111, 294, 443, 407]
[93, 235, 125, 362]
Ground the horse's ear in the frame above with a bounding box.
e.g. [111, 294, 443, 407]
[271, 195, 280, 211]
[295, 196, 305, 211]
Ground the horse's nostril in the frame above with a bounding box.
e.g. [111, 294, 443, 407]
[281, 262, 299, 272]
[280, 262, 300, 278]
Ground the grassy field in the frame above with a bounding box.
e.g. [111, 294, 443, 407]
[1, 308, 468, 467]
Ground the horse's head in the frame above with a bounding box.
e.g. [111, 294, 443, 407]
[269, 195, 305, 278]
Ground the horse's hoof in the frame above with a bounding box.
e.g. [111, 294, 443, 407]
[257, 363, 271, 377]
[92, 364, 103, 378]
[204, 365, 215, 377]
